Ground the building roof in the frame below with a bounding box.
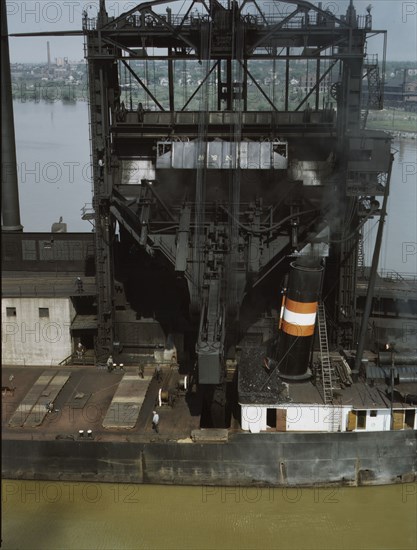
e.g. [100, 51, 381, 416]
[71, 314, 98, 330]
[2, 274, 96, 298]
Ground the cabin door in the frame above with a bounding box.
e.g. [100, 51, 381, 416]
[276, 409, 287, 432]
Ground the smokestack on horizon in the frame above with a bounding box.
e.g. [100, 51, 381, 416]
[47, 41, 51, 67]
[1, 0, 23, 231]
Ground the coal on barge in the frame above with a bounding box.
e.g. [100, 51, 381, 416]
[2, 0, 416, 487]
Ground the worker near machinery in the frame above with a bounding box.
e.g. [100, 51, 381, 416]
[76, 342, 86, 364]
[98, 158, 104, 178]
[138, 365, 144, 379]
[152, 410, 159, 433]
[76, 276, 83, 292]
[263, 357, 277, 374]
[155, 364, 162, 383]
[107, 355, 114, 372]
[137, 102, 144, 123]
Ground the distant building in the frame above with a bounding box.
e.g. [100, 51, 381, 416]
[55, 57, 68, 67]
[405, 81, 417, 104]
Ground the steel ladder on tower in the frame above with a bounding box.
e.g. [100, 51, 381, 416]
[361, 55, 383, 129]
[357, 232, 365, 279]
[317, 303, 336, 404]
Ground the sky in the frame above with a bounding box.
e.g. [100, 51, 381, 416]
[5, 0, 417, 63]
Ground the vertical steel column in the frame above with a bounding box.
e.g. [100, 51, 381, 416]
[226, 59, 232, 110]
[217, 61, 222, 110]
[315, 58, 320, 111]
[1, 0, 23, 231]
[243, 59, 248, 112]
[168, 48, 175, 111]
[354, 154, 394, 371]
[285, 48, 290, 111]
[86, 20, 116, 361]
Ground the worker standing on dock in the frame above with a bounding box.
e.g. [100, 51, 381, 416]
[107, 355, 114, 372]
[137, 102, 144, 123]
[152, 411, 159, 433]
[155, 364, 162, 383]
[76, 342, 86, 363]
[76, 277, 83, 293]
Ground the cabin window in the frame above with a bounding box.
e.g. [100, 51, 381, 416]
[39, 308, 49, 318]
[405, 410, 415, 429]
[6, 307, 16, 317]
[357, 410, 367, 429]
[370, 410, 378, 417]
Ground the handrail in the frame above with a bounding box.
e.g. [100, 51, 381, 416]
[379, 270, 417, 283]
[59, 354, 73, 366]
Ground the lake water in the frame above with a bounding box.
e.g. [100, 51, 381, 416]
[1, 480, 416, 550]
[12, 100, 417, 274]
[13, 100, 92, 234]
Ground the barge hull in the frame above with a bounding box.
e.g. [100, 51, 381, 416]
[3, 431, 416, 487]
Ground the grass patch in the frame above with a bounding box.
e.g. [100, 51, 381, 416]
[366, 109, 417, 133]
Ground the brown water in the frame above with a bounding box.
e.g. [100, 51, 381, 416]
[1, 480, 416, 549]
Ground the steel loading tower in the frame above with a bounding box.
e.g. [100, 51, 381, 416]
[84, 0, 391, 425]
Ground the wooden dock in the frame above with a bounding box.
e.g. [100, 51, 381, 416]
[9, 370, 71, 428]
[102, 373, 153, 429]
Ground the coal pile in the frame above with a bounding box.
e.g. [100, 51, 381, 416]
[238, 345, 291, 405]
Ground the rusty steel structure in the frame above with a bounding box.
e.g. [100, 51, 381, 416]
[81, 0, 391, 425]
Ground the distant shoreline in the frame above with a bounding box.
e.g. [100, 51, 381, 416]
[11, 97, 417, 140]
[370, 129, 417, 140]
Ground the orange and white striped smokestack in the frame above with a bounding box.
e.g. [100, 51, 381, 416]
[281, 297, 318, 337]
[276, 260, 323, 381]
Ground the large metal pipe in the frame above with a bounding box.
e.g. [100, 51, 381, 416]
[378, 353, 417, 366]
[276, 259, 324, 381]
[1, 0, 23, 231]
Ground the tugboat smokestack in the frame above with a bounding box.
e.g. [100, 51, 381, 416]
[276, 260, 323, 381]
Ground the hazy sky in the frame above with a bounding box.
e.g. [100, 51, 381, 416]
[6, 0, 417, 63]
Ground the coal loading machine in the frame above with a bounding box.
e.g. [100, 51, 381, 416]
[84, 1, 392, 426]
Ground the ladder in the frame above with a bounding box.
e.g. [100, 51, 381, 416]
[357, 232, 365, 279]
[317, 303, 336, 404]
[361, 56, 383, 129]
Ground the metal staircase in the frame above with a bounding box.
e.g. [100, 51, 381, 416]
[361, 55, 383, 129]
[317, 303, 336, 404]
[357, 232, 365, 279]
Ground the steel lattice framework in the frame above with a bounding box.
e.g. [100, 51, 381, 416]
[83, 1, 390, 394]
